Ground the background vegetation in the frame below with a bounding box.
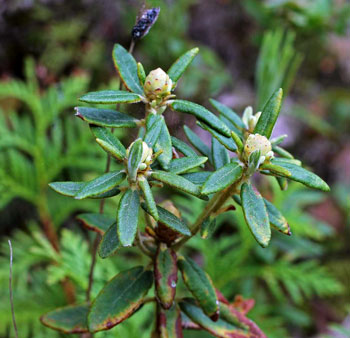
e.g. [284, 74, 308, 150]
[0, 0, 349, 337]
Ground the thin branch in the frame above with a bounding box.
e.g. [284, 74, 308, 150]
[8, 240, 18, 338]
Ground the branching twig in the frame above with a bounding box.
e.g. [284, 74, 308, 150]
[8, 240, 18, 338]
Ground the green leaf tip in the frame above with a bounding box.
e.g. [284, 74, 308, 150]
[254, 88, 283, 139]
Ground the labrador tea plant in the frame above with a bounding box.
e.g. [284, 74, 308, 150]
[41, 26, 330, 337]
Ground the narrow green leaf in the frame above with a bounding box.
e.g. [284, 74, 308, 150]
[49, 181, 120, 199]
[41, 304, 89, 334]
[76, 213, 114, 235]
[181, 172, 211, 186]
[144, 115, 163, 148]
[209, 98, 245, 129]
[75, 107, 138, 128]
[272, 145, 294, 159]
[212, 137, 229, 170]
[156, 304, 183, 338]
[202, 163, 243, 195]
[184, 125, 212, 161]
[168, 47, 199, 84]
[98, 222, 120, 258]
[178, 257, 219, 320]
[154, 244, 178, 309]
[139, 177, 159, 221]
[141, 203, 191, 236]
[75, 171, 126, 200]
[230, 130, 244, 153]
[90, 126, 126, 161]
[180, 299, 262, 338]
[112, 44, 144, 94]
[168, 156, 208, 174]
[127, 139, 143, 182]
[151, 170, 202, 198]
[263, 199, 291, 235]
[271, 158, 330, 192]
[260, 162, 291, 177]
[117, 189, 140, 246]
[197, 121, 237, 152]
[88, 266, 153, 332]
[253, 88, 283, 138]
[276, 176, 288, 190]
[200, 218, 217, 239]
[154, 118, 172, 169]
[171, 100, 231, 137]
[241, 182, 271, 248]
[79, 90, 142, 104]
[171, 136, 197, 157]
[137, 62, 146, 85]
[49, 181, 85, 197]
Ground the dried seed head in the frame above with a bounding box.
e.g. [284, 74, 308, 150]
[244, 134, 272, 161]
[144, 68, 172, 99]
[132, 7, 160, 40]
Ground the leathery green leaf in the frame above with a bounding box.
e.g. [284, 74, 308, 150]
[197, 121, 237, 152]
[151, 170, 203, 198]
[127, 138, 143, 182]
[271, 158, 330, 192]
[170, 100, 231, 137]
[75, 107, 138, 128]
[154, 118, 172, 169]
[88, 266, 153, 332]
[200, 218, 217, 239]
[156, 304, 183, 338]
[75, 171, 126, 200]
[263, 199, 291, 235]
[98, 222, 120, 258]
[179, 299, 250, 338]
[168, 156, 208, 174]
[112, 43, 144, 94]
[41, 303, 89, 334]
[253, 88, 283, 138]
[241, 182, 271, 248]
[79, 90, 142, 104]
[212, 137, 229, 170]
[139, 176, 159, 221]
[168, 47, 199, 84]
[154, 244, 178, 309]
[184, 125, 212, 161]
[144, 115, 163, 148]
[202, 163, 243, 195]
[181, 172, 211, 186]
[260, 162, 291, 177]
[209, 98, 245, 129]
[181, 298, 265, 338]
[171, 136, 198, 157]
[49, 181, 120, 199]
[76, 213, 114, 235]
[91, 126, 126, 161]
[117, 189, 140, 246]
[177, 256, 219, 320]
[141, 203, 191, 236]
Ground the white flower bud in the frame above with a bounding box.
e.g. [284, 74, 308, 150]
[244, 134, 273, 162]
[126, 141, 153, 164]
[144, 68, 172, 99]
[242, 106, 262, 131]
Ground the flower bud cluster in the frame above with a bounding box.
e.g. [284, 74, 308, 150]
[144, 68, 172, 100]
[242, 106, 262, 132]
[126, 141, 153, 171]
[243, 133, 274, 166]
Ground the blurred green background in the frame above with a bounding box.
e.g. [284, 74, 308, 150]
[0, 0, 349, 337]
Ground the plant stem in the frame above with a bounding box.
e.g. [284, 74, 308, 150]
[173, 174, 247, 250]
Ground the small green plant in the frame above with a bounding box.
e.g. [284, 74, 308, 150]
[41, 13, 330, 338]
